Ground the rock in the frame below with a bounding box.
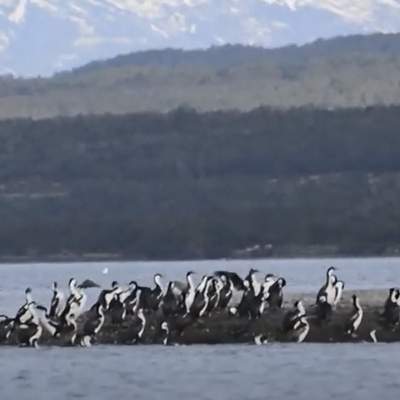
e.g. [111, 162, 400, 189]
[2, 289, 399, 346]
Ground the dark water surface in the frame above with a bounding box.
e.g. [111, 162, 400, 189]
[1, 258, 400, 400]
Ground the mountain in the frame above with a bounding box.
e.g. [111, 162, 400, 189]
[1, 0, 400, 76]
[2, 33, 400, 119]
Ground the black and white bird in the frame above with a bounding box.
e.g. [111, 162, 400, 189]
[0, 314, 13, 344]
[48, 281, 65, 319]
[316, 267, 337, 305]
[110, 281, 137, 323]
[122, 281, 140, 314]
[266, 277, 286, 309]
[283, 300, 306, 332]
[291, 315, 310, 343]
[21, 301, 43, 348]
[316, 294, 333, 322]
[333, 280, 345, 306]
[214, 271, 245, 291]
[160, 321, 170, 345]
[233, 281, 266, 319]
[80, 303, 105, 347]
[11, 290, 44, 348]
[170, 272, 198, 307]
[382, 288, 400, 327]
[62, 278, 87, 320]
[346, 294, 363, 337]
[190, 277, 214, 318]
[216, 274, 233, 310]
[162, 283, 182, 317]
[262, 274, 277, 296]
[254, 334, 268, 345]
[95, 281, 123, 311]
[205, 278, 221, 313]
[244, 268, 262, 297]
[214, 271, 246, 309]
[131, 309, 146, 343]
[13, 287, 35, 325]
[137, 274, 165, 311]
[183, 271, 197, 314]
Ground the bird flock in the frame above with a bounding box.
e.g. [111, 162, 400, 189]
[0, 266, 397, 348]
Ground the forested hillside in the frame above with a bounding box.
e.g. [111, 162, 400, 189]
[1, 106, 400, 260]
[2, 33, 400, 119]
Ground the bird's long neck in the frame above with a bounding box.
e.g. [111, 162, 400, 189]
[70, 282, 79, 298]
[197, 277, 208, 293]
[154, 275, 164, 292]
[354, 297, 362, 312]
[297, 302, 305, 316]
[97, 305, 104, 319]
[26, 293, 33, 304]
[138, 310, 146, 338]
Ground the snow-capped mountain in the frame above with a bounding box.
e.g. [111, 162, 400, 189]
[1, 0, 400, 76]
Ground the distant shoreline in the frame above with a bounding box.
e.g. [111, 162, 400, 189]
[1, 251, 399, 264]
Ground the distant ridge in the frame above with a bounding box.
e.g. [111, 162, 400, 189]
[71, 33, 400, 74]
[2, 33, 400, 119]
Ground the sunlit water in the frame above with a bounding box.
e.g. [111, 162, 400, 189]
[1, 257, 400, 400]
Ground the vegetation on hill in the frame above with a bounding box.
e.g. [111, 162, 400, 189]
[2, 34, 400, 119]
[1, 106, 400, 259]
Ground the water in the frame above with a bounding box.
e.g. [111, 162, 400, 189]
[1, 257, 400, 400]
[1, 344, 399, 400]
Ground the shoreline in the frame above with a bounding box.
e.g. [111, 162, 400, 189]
[1, 253, 400, 265]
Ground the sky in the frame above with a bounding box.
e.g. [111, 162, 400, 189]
[1, 0, 400, 76]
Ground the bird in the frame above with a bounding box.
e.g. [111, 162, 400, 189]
[21, 302, 43, 348]
[130, 309, 146, 344]
[162, 283, 182, 317]
[254, 334, 268, 345]
[62, 278, 87, 320]
[333, 280, 345, 306]
[266, 277, 286, 309]
[48, 281, 65, 319]
[110, 281, 137, 323]
[80, 303, 105, 347]
[316, 294, 333, 322]
[159, 321, 170, 345]
[346, 294, 363, 337]
[316, 267, 337, 305]
[244, 268, 262, 296]
[382, 288, 400, 327]
[235, 284, 265, 319]
[216, 274, 233, 310]
[136, 274, 165, 311]
[190, 277, 213, 318]
[94, 281, 123, 311]
[283, 300, 306, 333]
[369, 329, 378, 343]
[183, 271, 197, 314]
[292, 315, 310, 343]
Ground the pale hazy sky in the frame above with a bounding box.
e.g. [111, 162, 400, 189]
[1, 0, 400, 76]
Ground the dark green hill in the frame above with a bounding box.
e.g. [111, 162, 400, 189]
[1, 106, 400, 260]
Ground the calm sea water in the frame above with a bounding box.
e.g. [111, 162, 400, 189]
[1, 257, 400, 400]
